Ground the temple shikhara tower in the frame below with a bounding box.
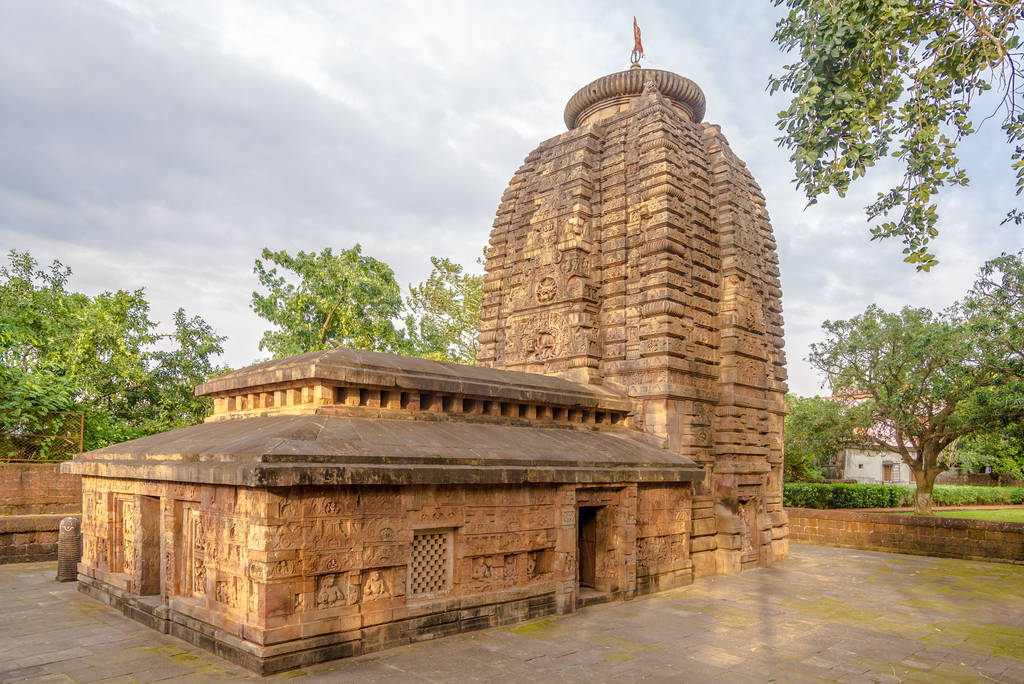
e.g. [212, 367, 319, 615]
[63, 55, 788, 674]
[478, 65, 789, 576]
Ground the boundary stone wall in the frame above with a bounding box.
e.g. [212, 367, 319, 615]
[0, 463, 81, 563]
[0, 513, 65, 563]
[787, 507, 1023, 564]
[0, 462, 82, 515]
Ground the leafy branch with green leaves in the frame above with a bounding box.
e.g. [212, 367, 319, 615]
[0, 250, 227, 454]
[250, 246, 484, 365]
[770, 0, 1024, 270]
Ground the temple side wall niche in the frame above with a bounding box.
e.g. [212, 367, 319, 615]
[478, 70, 789, 577]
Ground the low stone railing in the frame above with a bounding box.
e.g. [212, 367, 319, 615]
[786, 507, 1023, 564]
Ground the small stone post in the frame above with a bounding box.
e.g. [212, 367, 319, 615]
[56, 516, 82, 582]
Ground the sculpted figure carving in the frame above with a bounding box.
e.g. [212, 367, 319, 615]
[316, 574, 344, 609]
[122, 503, 135, 574]
[363, 570, 388, 599]
[215, 580, 236, 607]
[503, 554, 516, 580]
[472, 555, 494, 579]
[738, 503, 754, 554]
[535, 276, 557, 303]
[193, 558, 206, 595]
[191, 515, 206, 596]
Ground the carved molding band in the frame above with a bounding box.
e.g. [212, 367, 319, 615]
[563, 68, 707, 129]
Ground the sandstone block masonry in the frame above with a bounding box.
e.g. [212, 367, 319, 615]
[0, 463, 81, 563]
[65, 350, 702, 673]
[62, 62, 790, 673]
[0, 462, 82, 515]
[787, 508, 1024, 564]
[479, 67, 789, 574]
[75, 477, 693, 672]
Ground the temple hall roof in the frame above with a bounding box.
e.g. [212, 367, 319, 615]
[65, 414, 703, 486]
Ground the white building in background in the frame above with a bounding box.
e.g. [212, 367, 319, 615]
[815, 392, 915, 485]
[829, 449, 913, 484]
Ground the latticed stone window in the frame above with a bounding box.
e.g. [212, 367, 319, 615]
[409, 529, 452, 597]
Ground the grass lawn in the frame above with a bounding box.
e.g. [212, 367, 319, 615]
[936, 509, 1024, 523]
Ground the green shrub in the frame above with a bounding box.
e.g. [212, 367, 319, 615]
[783, 483, 1024, 509]
[931, 485, 1024, 506]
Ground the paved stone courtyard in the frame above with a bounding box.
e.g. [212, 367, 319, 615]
[1, 544, 1022, 683]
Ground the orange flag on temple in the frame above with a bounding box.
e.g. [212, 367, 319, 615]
[633, 16, 644, 57]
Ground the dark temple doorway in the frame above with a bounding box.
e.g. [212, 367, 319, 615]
[577, 506, 600, 589]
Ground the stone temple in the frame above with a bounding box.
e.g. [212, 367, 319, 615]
[63, 63, 787, 673]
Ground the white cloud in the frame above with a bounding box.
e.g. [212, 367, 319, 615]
[1, 0, 1020, 392]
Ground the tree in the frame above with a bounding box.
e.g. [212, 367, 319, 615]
[954, 421, 1024, 479]
[954, 250, 1024, 479]
[0, 252, 81, 445]
[251, 246, 407, 358]
[0, 250, 226, 453]
[809, 305, 1008, 513]
[783, 394, 869, 482]
[145, 309, 230, 430]
[404, 256, 483, 364]
[769, 1, 1024, 270]
[963, 250, 1024, 377]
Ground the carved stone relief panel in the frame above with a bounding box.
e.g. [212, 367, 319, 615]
[215, 578, 238, 608]
[111, 495, 135, 576]
[184, 506, 206, 598]
[315, 571, 359, 609]
[506, 311, 568, 365]
[526, 549, 552, 579]
[362, 569, 390, 602]
[737, 500, 759, 560]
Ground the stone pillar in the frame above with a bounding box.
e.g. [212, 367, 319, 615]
[552, 485, 577, 614]
[620, 483, 638, 599]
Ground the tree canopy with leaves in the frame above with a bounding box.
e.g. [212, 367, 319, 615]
[251, 246, 408, 358]
[783, 393, 870, 482]
[808, 304, 1013, 513]
[954, 250, 1024, 478]
[770, 0, 1024, 270]
[954, 422, 1024, 478]
[0, 250, 226, 454]
[252, 246, 484, 364]
[404, 256, 483, 365]
[963, 249, 1024, 376]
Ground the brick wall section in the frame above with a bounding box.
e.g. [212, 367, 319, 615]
[0, 513, 65, 563]
[787, 508, 1024, 564]
[0, 463, 82, 515]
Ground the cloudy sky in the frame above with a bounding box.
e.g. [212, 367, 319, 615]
[2, 0, 1021, 396]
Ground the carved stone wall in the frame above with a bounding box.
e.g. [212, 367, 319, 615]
[479, 69, 789, 574]
[77, 475, 692, 672]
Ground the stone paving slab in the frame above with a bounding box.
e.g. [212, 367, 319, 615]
[1, 544, 1022, 683]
